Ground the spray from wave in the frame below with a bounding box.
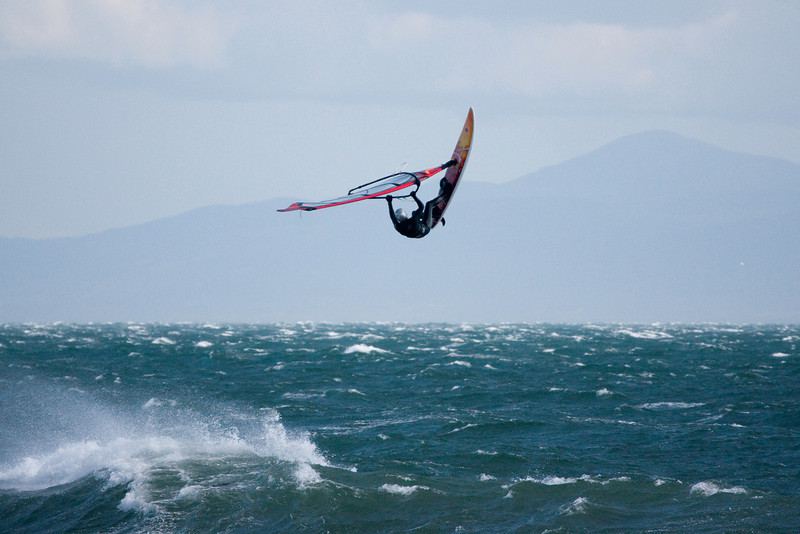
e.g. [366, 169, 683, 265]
[0, 383, 328, 514]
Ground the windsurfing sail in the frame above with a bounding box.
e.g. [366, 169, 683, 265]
[277, 162, 452, 212]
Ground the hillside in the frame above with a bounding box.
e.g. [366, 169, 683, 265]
[2, 131, 798, 323]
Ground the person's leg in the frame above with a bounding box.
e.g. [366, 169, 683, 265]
[422, 198, 439, 228]
[439, 177, 454, 197]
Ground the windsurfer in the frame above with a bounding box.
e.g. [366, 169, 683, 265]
[386, 177, 453, 239]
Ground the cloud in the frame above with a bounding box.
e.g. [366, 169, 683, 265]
[0, 0, 235, 68]
[366, 10, 739, 99]
[216, 2, 745, 110]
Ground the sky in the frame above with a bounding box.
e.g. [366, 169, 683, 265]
[1, 0, 798, 238]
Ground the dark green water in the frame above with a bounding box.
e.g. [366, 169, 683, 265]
[0, 324, 798, 533]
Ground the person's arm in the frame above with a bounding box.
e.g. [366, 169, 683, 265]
[409, 191, 424, 212]
[386, 195, 399, 225]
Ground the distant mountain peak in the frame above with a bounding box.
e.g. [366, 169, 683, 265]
[587, 129, 723, 159]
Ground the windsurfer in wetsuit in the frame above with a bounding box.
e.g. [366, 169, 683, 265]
[386, 177, 453, 239]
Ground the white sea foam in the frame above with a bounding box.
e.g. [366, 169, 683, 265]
[151, 337, 176, 345]
[0, 406, 328, 513]
[380, 483, 427, 495]
[690, 481, 747, 496]
[479, 473, 496, 481]
[596, 388, 612, 397]
[143, 398, 163, 409]
[282, 392, 324, 400]
[539, 475, 584, 485]
[770, 352, 790, 358]
[176, 484, 203, 500]
[195, 341, 213, 348]
[446, 423, 478, 434]
[293, 462, 322, 486]
[514, 474, 631, 486]
[343, 344, 389, 354]
[616, 329, 673, 340]
[638, 402, 705, 410]
[449, 360, 472, 368]
[560, 496, 590, 515]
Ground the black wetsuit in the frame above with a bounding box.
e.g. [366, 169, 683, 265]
[387, 191, 431, 239]
[386, 178, 454, 239]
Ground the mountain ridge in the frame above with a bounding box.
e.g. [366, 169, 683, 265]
[2, 130, 798, 323]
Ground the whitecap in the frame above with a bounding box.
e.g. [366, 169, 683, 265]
[195, 341, 213, 348]
[0, 407, 329, 516]
[596, 388, 612, 397]
[449, 360, 472, 368]
[638, 402, 705, 410]
[516, 475, 583, 485]
[479, 473, 496, 481]
[560, 496, 590, 515]
[142, 398, 163, 409]
[514, 474, 629, 487]
[690, 481, 747, 496]
[380, 483, 427, 495]
[771, 352, 790, 358]
[151, 337, 176, 345]
[446, 423, 478, 434]
[281, 392, 324, 400]
[343, 344, 389, 355]
[176, 484, 203, 500]
[293, 463, 322, 487]
[118, 478, 157, 514]
[616, 329, 673, 340]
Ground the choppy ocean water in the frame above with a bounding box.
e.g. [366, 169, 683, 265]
[0, 323, 798, 533]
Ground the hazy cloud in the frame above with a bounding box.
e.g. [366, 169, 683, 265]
[359, 9, 740, 100]
[0, 0, 234, 68]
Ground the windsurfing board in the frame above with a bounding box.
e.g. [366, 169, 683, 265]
[428, 108, 474, 228]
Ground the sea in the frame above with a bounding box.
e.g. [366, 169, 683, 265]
[0, 323, 798, 533]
